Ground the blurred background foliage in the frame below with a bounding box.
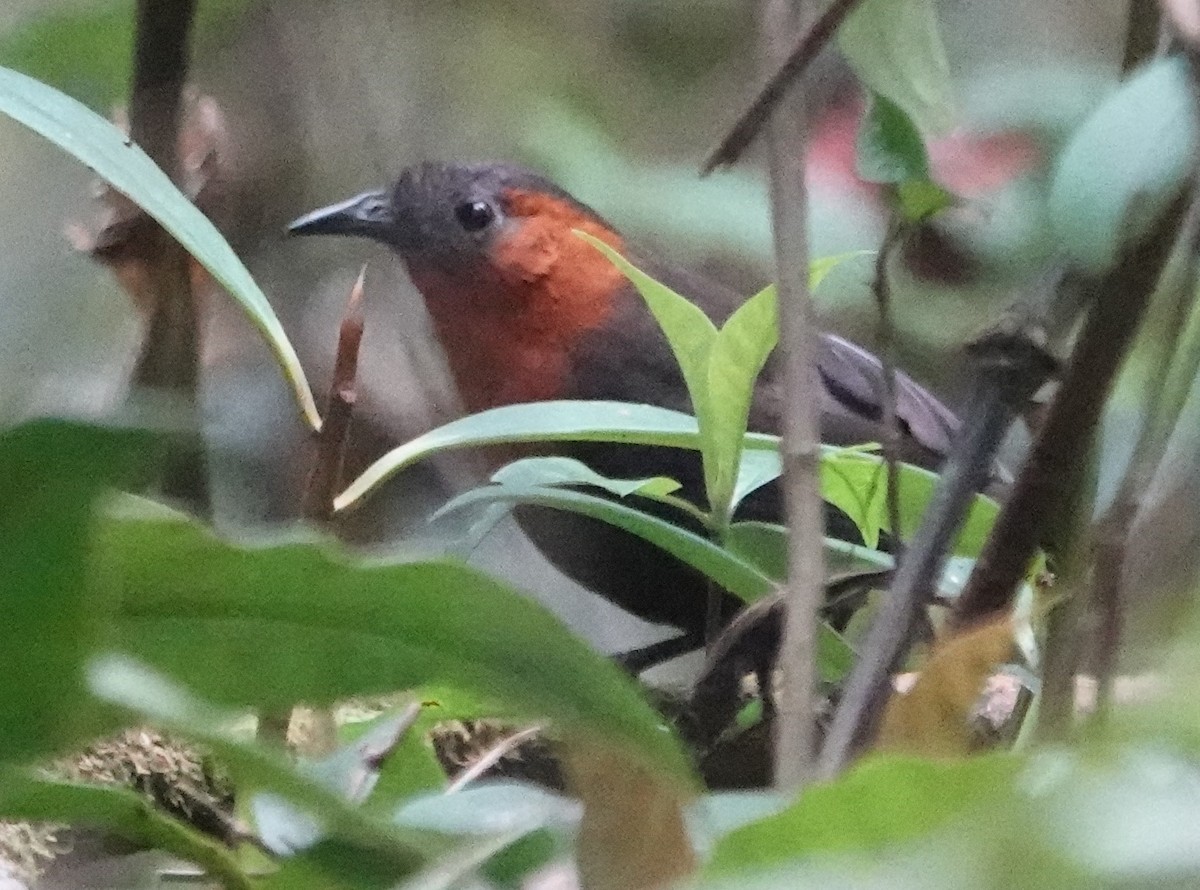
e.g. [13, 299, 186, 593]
[0, 0, 1189, 661]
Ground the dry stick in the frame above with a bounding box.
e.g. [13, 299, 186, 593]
[1123, 0, 1164, 73]
[302, 268, 367, 522]
[871, 221, 905, 542]
[126, 0, 206, 510]
[761, 0, 825, 792]
[1091, 193, 1200, 725]
[258, 271, 367, 750]
[703, 0, 864, 173]
[949, 193, 1193, 634]
[818, 317, 1056, 777]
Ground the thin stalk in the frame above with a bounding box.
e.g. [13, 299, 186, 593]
[761, 0, 824, 792]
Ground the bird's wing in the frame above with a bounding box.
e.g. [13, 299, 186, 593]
[815, 333, 959, 460]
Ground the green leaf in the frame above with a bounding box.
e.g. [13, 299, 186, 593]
[97, 498, 692, 781]
[0, 769, 251, 890]
[704, 286, 779, 524]
[492, 456, 682, 500]
[435, 484, 774, 604]
[707, 754, 1018, 873]
[857, 93, 931, 184]
[336, 401, 779, 512]
[838, 0, 956, 135]
[821, 451, 1000, 557]
[1050, 55, 1200, 274]
[0, 421, 148, 763]
[0, 65, 320, 429]
[857, 93, 954, 222]
[576, 234, 727, 507]
[725, 522, 893, 583]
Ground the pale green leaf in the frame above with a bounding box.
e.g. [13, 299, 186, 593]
[0, 65, 320, 429]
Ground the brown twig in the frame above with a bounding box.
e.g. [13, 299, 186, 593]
[124, 0, 206, 510]
[761, 0, 824, 792]
[258, 270, 368, 751]
[703, 0, 864, 173]
[1123, 0, 1164, 73]
[950, 192, 1192, 632]
[301, 268, 367, 522]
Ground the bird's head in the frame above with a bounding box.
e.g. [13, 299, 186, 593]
[288, 161, 624, 290]
[288, 162, 633, 409]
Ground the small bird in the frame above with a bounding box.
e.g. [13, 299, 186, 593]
[289, 162, 960, 666]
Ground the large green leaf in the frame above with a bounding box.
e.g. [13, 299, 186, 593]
[838, 0, 956, 135]
[1050, 55, 1200, 274]
[0, 65, 320, 429]
[436, 484, 857, 679]
[336, 401, 779, 512]
[0, 421, 147, 763]
[703, 746, 1200, 888]
[97, 498, 691, 780]
[0, 769, 250, 889]
[435, 484, 774, 604]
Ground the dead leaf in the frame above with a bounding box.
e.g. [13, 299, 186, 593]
[874, 615, 1014, 758]
[565, 741, 696, 890]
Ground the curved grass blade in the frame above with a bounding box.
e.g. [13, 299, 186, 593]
[0, 65, 320, 429]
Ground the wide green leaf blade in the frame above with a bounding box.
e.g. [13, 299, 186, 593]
[97, 498, 691, 780]
[435, 484, 774, 604]
[838, 0, 956, 135]
[335, 401, 780, 512]
[0, 65, 320, 429]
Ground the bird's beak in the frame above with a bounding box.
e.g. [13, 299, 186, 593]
[287, 189, 394, 241]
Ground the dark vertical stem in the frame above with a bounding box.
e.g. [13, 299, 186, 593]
[871, 221, 904, 541]
[126, 0, 206, 511]
[1122, 0, 1163, 74]
[818, 322, 1053, 776]
[950, 193, 1191, 631]
[761, 0, 824, 791]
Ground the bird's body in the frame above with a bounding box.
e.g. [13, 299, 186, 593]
[290, 162, 959, 650]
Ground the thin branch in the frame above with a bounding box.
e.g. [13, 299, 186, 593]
[871, 221, 905, 542]
[302, 268, 367, 522]
[1090, 191, 1200, 724]
[445, 725, 545, 793]
[125, 0, 206, 510]
[703, 0, 865, 173]
[260, 270, 368, 751]
[761, 0, 824, 792]
[818, 314, 1056, 776]
[950, 191, 1193, 631]
[1123, 0, 1164, 73]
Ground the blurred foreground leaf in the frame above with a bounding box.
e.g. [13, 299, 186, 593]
[97, 497, 690, 780]
[1050, 55, 1200, 274]
[839, 0, 956, 134]
[0, 420, 148, 763]
[874, 615, 1014, 758]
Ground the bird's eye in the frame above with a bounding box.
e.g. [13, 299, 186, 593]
[454, 200, 496, 232]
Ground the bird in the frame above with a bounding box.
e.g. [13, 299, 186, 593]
[288, 161, 961, 670]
